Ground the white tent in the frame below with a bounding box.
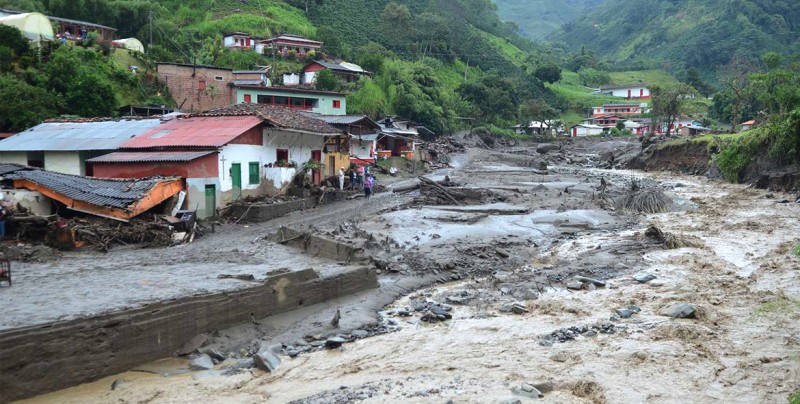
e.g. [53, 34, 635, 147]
[0, 12, 54, 42]
[112, 38, 145, 53]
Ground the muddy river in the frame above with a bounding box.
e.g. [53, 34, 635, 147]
[16, 144, 800, 403]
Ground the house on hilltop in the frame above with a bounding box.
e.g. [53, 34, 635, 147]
[223, 32, 253, 50]
[599, 84, 650, 99]
[256, 34, 322, 57]
[301, 60, 371, 84]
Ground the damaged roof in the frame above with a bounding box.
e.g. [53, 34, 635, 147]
[302, 113, 380, 129]
[122, 116, 263, 149]
[194, 104, 341, 135]
[88, 151, 217, 163]
[0, 119, 162, 151]
[4, 170, 180, 210]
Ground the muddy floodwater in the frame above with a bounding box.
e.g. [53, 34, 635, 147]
[15, 142, 800, 403]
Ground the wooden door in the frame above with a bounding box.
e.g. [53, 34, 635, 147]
[231, 163, 242, 199]
[204, 185, 216, 217]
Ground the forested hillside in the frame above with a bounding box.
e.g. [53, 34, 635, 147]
[550, 0, 800, 78]
[0, 0, 564, 134]
[492, 0, 602, 40]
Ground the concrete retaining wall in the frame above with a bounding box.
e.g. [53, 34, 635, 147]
[270, 227, 367, 263]
[0, 266, 378, 403]
[229, 198, 316, 223]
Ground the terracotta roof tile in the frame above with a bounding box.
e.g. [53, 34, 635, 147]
[193, 104, 341, 135]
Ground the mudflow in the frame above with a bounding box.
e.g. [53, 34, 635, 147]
[13, 136, 800, 403]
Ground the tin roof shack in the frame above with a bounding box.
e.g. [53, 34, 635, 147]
[0, 118, 162, 176]
[90, 104, 342, 218]
[303, 114, 378, 175]
[4, 169, 183, 221]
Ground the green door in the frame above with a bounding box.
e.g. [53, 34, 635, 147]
[231, 163, 242, 199]
[204, 185, 216, 217]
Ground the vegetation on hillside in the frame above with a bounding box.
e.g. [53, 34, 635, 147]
[492, 0, 602, 40]
[550, 0, 800, 79]
[0, 0, 566, 135]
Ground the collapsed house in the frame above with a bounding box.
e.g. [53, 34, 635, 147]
[1, 166, 182, 221]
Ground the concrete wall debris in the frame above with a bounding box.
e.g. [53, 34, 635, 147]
[0, 266, 378, 402]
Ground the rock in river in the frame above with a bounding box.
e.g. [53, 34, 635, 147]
[254, 344, 282, 372]
[661, 303, 696, 319]
[189, 354, 214, 370]
[634, 273, 657, 283]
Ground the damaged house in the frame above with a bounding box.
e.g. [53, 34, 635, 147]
[302, 114, 380, 173]
[89, 104, 343, 218]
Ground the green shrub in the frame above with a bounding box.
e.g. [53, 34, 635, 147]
[793, 244, 800, 258]
[790, 389, 800, 404]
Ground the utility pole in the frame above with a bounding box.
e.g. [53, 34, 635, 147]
[148, 11, 153, 48]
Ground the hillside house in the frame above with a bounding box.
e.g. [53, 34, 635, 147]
[0, 118, 162, 176]
[256, 34, 322, 57]
[377, 117, 431, 159]
[0, 8, 116, 41]
[157, 63, 271, 112]
[599, 84, 650, 99]
[236, 85, 346, 115]
[223, 32, 253, 50]
[592, 103, 646, 116]
[303, 114, 381, 169]
[570, 124, 605, 137]
[88, 104, 342, 218]
[301, 60, 371, 84]
[584, 114, 622, 128]
[741, 120, 755, 131]
[511, 121, 555, 135]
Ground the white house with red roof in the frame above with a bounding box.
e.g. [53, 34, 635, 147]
[255, 34, 322, 57]
[88, 105, 343, 218]
[223, 32, 253, 50]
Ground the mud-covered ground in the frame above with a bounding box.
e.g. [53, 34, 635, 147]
[17, 138, 800, 403]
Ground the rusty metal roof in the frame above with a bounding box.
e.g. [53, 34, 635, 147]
[88, 151, 216, 163]
[0, 119, 162, 151]
[194, 104, 341, 135]
[5, 170, 179, 209]
[122, 116, 262, 149]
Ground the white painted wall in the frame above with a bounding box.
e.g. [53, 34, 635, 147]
[218, 144, 268, 193]
[263, 167, 296, 190]
[283, 73, 300, 86]
[186, 177, 220, 219]
[44, 151, 82, 175]
[0, 152, 28, 165]
[303, 71, 316, 84]
[609, 87, 650, 98]
[1, 189, 52, 215]
[350, 138, 376, 161]
[572, 126, 605, 137]
[263, 128, 326, 167]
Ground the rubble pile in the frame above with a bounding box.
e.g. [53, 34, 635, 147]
[425, 136, 466, 166]
[71, 214, 198, 252]
[539, 322, 625, 345]
[413, 176, 496, 206]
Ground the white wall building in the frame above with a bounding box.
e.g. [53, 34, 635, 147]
[599, 85, 651, 99]
[569, 124, 605, 137]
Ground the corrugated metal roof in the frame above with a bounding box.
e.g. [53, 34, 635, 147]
[0, 163, 31, 175]
[5, 170, 178, 209]
[233, 79, 264, 86]
[87, 151, 216, 163]
[301, 113, 376, 126]
[122, 116, 262, 149]
[0, 119, 162, 151]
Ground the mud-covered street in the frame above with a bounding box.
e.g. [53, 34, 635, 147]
[14, 138, 800, 403]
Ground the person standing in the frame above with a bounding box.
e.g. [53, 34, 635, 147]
[356, 166, 365, 189]
[364, 175, 373, 200]
[338, 167, 345, 190]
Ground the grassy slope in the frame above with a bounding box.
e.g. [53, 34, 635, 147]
[492, 0, 603, 40]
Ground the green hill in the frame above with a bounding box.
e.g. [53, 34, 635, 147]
[492, 0, 603, 40]
[550, 0, 800, 78]
[0, 0, 562, 134]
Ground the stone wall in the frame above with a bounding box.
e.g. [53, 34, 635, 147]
[0, 267, 378, 402]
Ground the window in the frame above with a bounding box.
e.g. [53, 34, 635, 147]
[276, 149, 289, 163]
[214, 76, 224, 81]
[333, 100, 341, 109]
[198, 80, 206, 90]
[248, 162, 260, 184]
[244, 94, 252, 103]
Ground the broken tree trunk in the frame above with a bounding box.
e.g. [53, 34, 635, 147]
[418, 176, 462, 206]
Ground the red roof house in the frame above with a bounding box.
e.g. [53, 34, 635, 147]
[88, 105, 343, 218]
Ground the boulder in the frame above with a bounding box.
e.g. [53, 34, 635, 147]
[178, 334, 209, 356]
[253, 344, 282, 372]
[189, 354, 214, 370]
[661, 303, 696, 319]
[536, 144, 561, 154]
[634, 273, 657, 283]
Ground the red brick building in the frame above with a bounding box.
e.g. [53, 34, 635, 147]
[156, 63, 237, 113]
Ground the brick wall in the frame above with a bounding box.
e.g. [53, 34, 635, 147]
[157, 64, 236, 112]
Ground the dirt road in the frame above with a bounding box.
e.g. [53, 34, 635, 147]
[19, 140, 800, 403]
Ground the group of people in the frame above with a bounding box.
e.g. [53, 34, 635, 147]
[338, 165, 376, 199]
